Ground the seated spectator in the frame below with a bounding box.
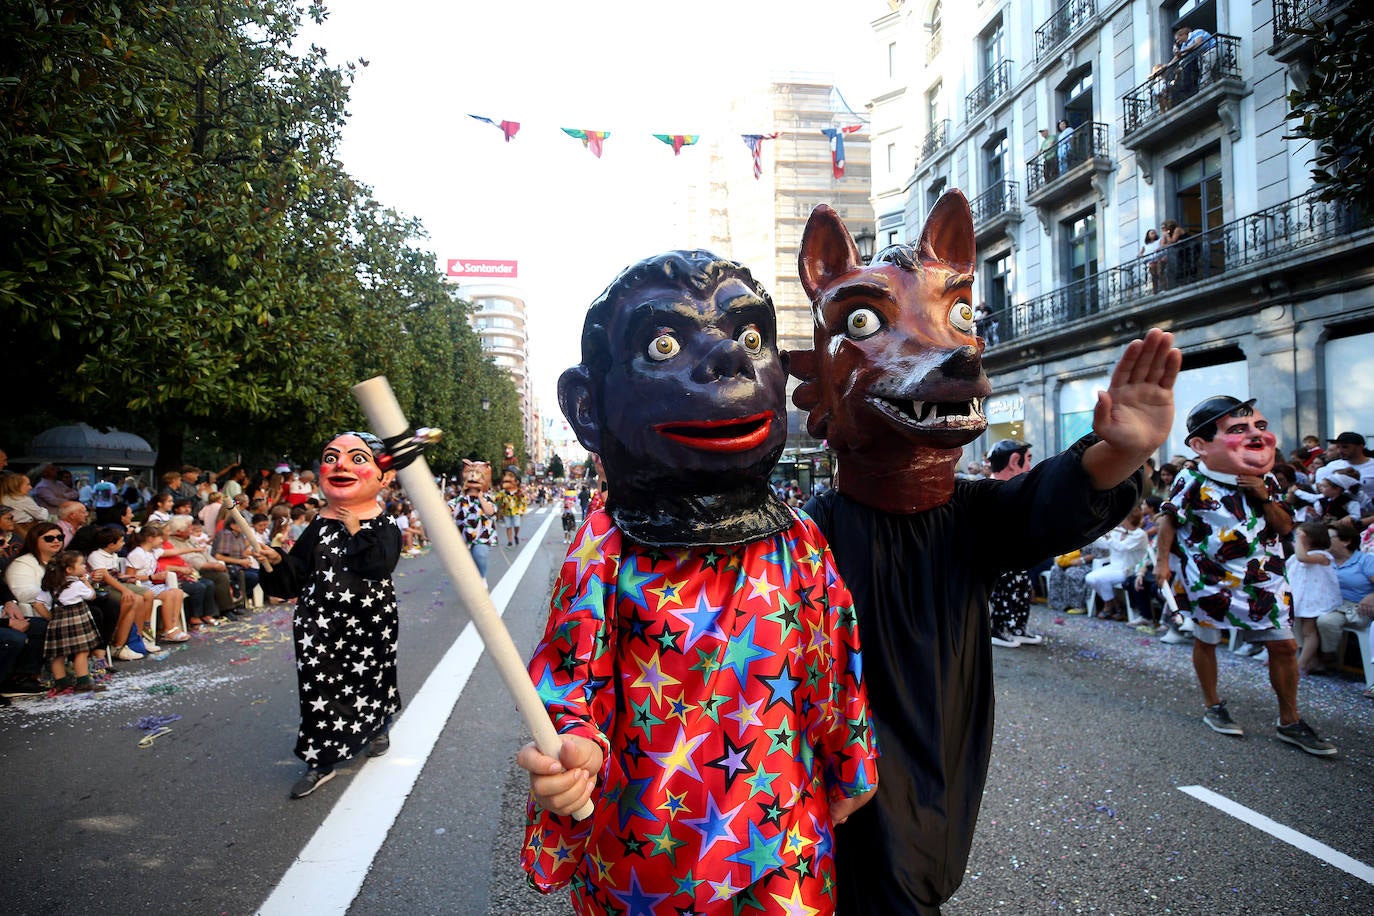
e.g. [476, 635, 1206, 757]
[0, 523, 55, 697]
[31, 463, 79, 513]
[94, 500, 135, 534]
[124, 525, 191, 639]
[1085, 505, 1150, 621]
[0, 471, 49, 535]
[287, 504, 309, 544]
[286, 470, 313, 507]
[143, 492, 174, 526]
[1047, 544, 1102, 615]
[198, 492, 224, 533]
[1312, 520, 1374, 689]
[164, 515, 239, 618]
[0, 507, 23, 561]
[55, 500, 89, 548]
[4, 521, 63, 617]
[86, 526, 169, 654]
[1315, 468, 1362, 526]
[212, 515, 260, 610]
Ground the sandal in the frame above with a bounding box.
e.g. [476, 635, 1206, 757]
[159, 627, 191, 643]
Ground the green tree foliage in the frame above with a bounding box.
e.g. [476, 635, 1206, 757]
[1287, 13, 1374, 215]
[0, 1, 526, 474]
[547, 454, 565, 480]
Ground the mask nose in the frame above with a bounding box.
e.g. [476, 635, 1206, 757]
[692, 338, 756, 383]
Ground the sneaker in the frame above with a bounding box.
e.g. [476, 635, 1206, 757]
[1236, 642, 1264, 658]
[142, 638, 161, 653]
[0, 676, 47, 698]
[1252, 648, 1269, 664]
[289, 767, 336, 799]
[991, 629, 1021, 648]
[1160, 627, 1190, 645]
[114, 645, 145, 662]
[1203, 702, 1244, 736]
[1011, 627, 1044, 646]
[367, 733, 391, 757]
[1275, 719, 1337, 756]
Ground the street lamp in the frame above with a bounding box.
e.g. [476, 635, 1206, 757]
[853, 227, 876, 264]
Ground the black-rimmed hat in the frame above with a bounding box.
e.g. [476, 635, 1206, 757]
[1185, 395, 1256, 440]
[986, 438, 1031, 467]
[1328, 431, 1366, 447]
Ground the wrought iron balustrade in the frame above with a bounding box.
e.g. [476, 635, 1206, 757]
[1122, 34, 1242, 134]
[1025, 122, 1109, 195]
[970, 180, 1018, 225]
[988, 192, 1363, 346]
[1035, 0, 1095, 62]
[918, 119, 951, 165]
[966, 60, 1014, 120]
[927, 28, 943, 63]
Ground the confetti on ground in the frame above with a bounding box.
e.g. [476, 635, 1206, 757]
[130, 713, 183, 731]
[145, 684, 183, 696]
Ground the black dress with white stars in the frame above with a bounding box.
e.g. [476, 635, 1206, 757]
[261, 515, 403, 770]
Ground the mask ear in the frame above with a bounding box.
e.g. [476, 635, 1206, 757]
[917, 189, 976, 274]
[558, 365, 603, 454]
[799, 204, 861, 302]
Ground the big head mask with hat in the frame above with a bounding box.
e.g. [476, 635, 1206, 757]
[1184, 395, 1276, 476]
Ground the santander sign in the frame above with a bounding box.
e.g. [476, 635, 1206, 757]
[446, 259, 518, 278]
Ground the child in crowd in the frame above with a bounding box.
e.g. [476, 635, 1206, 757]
[1289, 522, 1342, 676]
[188, 519, 213, 553]
[41, 551, 106, 692]
[1316, 468, 1361, 524]
[559, 488, 577, 545]
[125, 525, 186, 634]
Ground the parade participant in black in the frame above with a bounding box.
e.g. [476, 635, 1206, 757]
[985, 439, 1044, 647]
[789, 192, 1180, 914]
[257, 431, 402, 799]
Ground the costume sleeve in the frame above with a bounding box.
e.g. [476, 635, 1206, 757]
[811, 529, 880, 804]
[259, 519, 321, 599]
[521, 515, 620, 892]
[969, 434, 1143, 573]
[342, 520, 402, 580]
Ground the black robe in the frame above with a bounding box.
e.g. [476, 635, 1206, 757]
[260, 515, 402, 769]
[805, 435, 1141, 915]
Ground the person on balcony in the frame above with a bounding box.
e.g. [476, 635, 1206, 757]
[1038, 126, 1058, 182]
[1169, 24, 1215, 97]
[1056, 117, 1075, 173]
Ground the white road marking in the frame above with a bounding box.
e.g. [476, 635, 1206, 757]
[258, 508, 559, 915]
[1180, 785, 1374, 884]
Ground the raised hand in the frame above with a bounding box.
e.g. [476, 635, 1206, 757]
[1093, 328, 1182, 455]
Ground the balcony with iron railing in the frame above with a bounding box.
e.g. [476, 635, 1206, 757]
[1035, 0, 1095, 63]
[1271, 0, 1350, 62]
[970, 180, 1020, 244]
[1122, 34, 1247, 154]
[1024, 121, 1112, 208]
[966, 60, 1014, 122]
[917, 119, 952, 170]
[983, 191, 1367, 350]
[927, 27, 943, 63]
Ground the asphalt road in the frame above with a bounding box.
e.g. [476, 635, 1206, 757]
[3, 506, 1372, 915]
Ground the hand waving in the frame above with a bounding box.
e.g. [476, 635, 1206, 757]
[1092, 328, 1182, 455]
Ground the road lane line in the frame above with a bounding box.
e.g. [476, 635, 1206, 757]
[1179, 785, 1374, 884]
[258, 508, 558, 916]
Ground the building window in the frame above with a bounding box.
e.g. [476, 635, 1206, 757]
[927, 177, 947, 213]
[984, 132, 1008, 187]
[1058, 375, 1109, 451]
[980, 14, 1007, 77]
[1167, 0, 1218, 48]
[985, 252, 1011, 315]
[887, 142, 897, 175]
[888, 41, 898, 78]
[886, 229, 901, 247]
[927, 81, 943, 130]
[1063, 210, 1098, 283]
[1324, 331, 1374, 437]
[1172, 145, 1224, 236]
[1058, 66, 1094, 129]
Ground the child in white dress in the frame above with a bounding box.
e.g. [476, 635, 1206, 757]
[1288, 522, 1342, 676]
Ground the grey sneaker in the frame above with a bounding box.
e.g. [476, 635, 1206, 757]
[991, 629, 1020, 648]
[289, 767, 336, 799]
[1275, 719, 1337, 756]
[1011, 627, 1044, 646]
[1203, 702, 1244, 736]
[1236, 642, 1264, 658]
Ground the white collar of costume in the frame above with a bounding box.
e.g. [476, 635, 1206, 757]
[1195, 460, 1239, 487]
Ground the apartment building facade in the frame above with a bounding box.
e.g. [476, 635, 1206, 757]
[870, 0, 1371, 465]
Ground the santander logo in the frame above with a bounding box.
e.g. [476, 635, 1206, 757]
[446, 259, 518, 278]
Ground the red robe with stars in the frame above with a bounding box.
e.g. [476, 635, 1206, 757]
[522, 508, 878, 915]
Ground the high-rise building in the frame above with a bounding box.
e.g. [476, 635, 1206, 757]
[444, 270, 541, 469]
[684, 79, 876, 483]
[868, 0, 1372, 462]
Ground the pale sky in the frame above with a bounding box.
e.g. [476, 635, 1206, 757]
[306, 0, 884, 426]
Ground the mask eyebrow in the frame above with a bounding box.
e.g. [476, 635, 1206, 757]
[945, 273, 975, 294]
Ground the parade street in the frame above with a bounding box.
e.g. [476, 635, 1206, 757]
[2, 506, 1372, 915]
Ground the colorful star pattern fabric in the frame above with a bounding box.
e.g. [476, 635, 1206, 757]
[1162, 464, 1291, 627]
[260, 516, 402, 768]
[522, 509, 877, 915]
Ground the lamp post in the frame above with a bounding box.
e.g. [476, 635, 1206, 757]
[853, 226, 876, 264]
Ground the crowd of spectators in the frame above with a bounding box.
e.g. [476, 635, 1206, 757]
[1038, 431, 1374, 697]
[0, 456, 370, 705]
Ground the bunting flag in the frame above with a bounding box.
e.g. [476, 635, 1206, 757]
[653, 134, 700, 156]
[561, 128, 611, 158]
[741, 133, 779, 180]
[821, 125, 863, 179]
[468, 115, 521, 142]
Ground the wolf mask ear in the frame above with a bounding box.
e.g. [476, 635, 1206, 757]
[799, 204, 861, 302]
[917, 189, 976, 274]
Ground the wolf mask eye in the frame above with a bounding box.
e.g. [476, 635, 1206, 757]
[647, 333, 681, 361]
[950, 301, 976, 333]
[845, 308, 882, 339]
